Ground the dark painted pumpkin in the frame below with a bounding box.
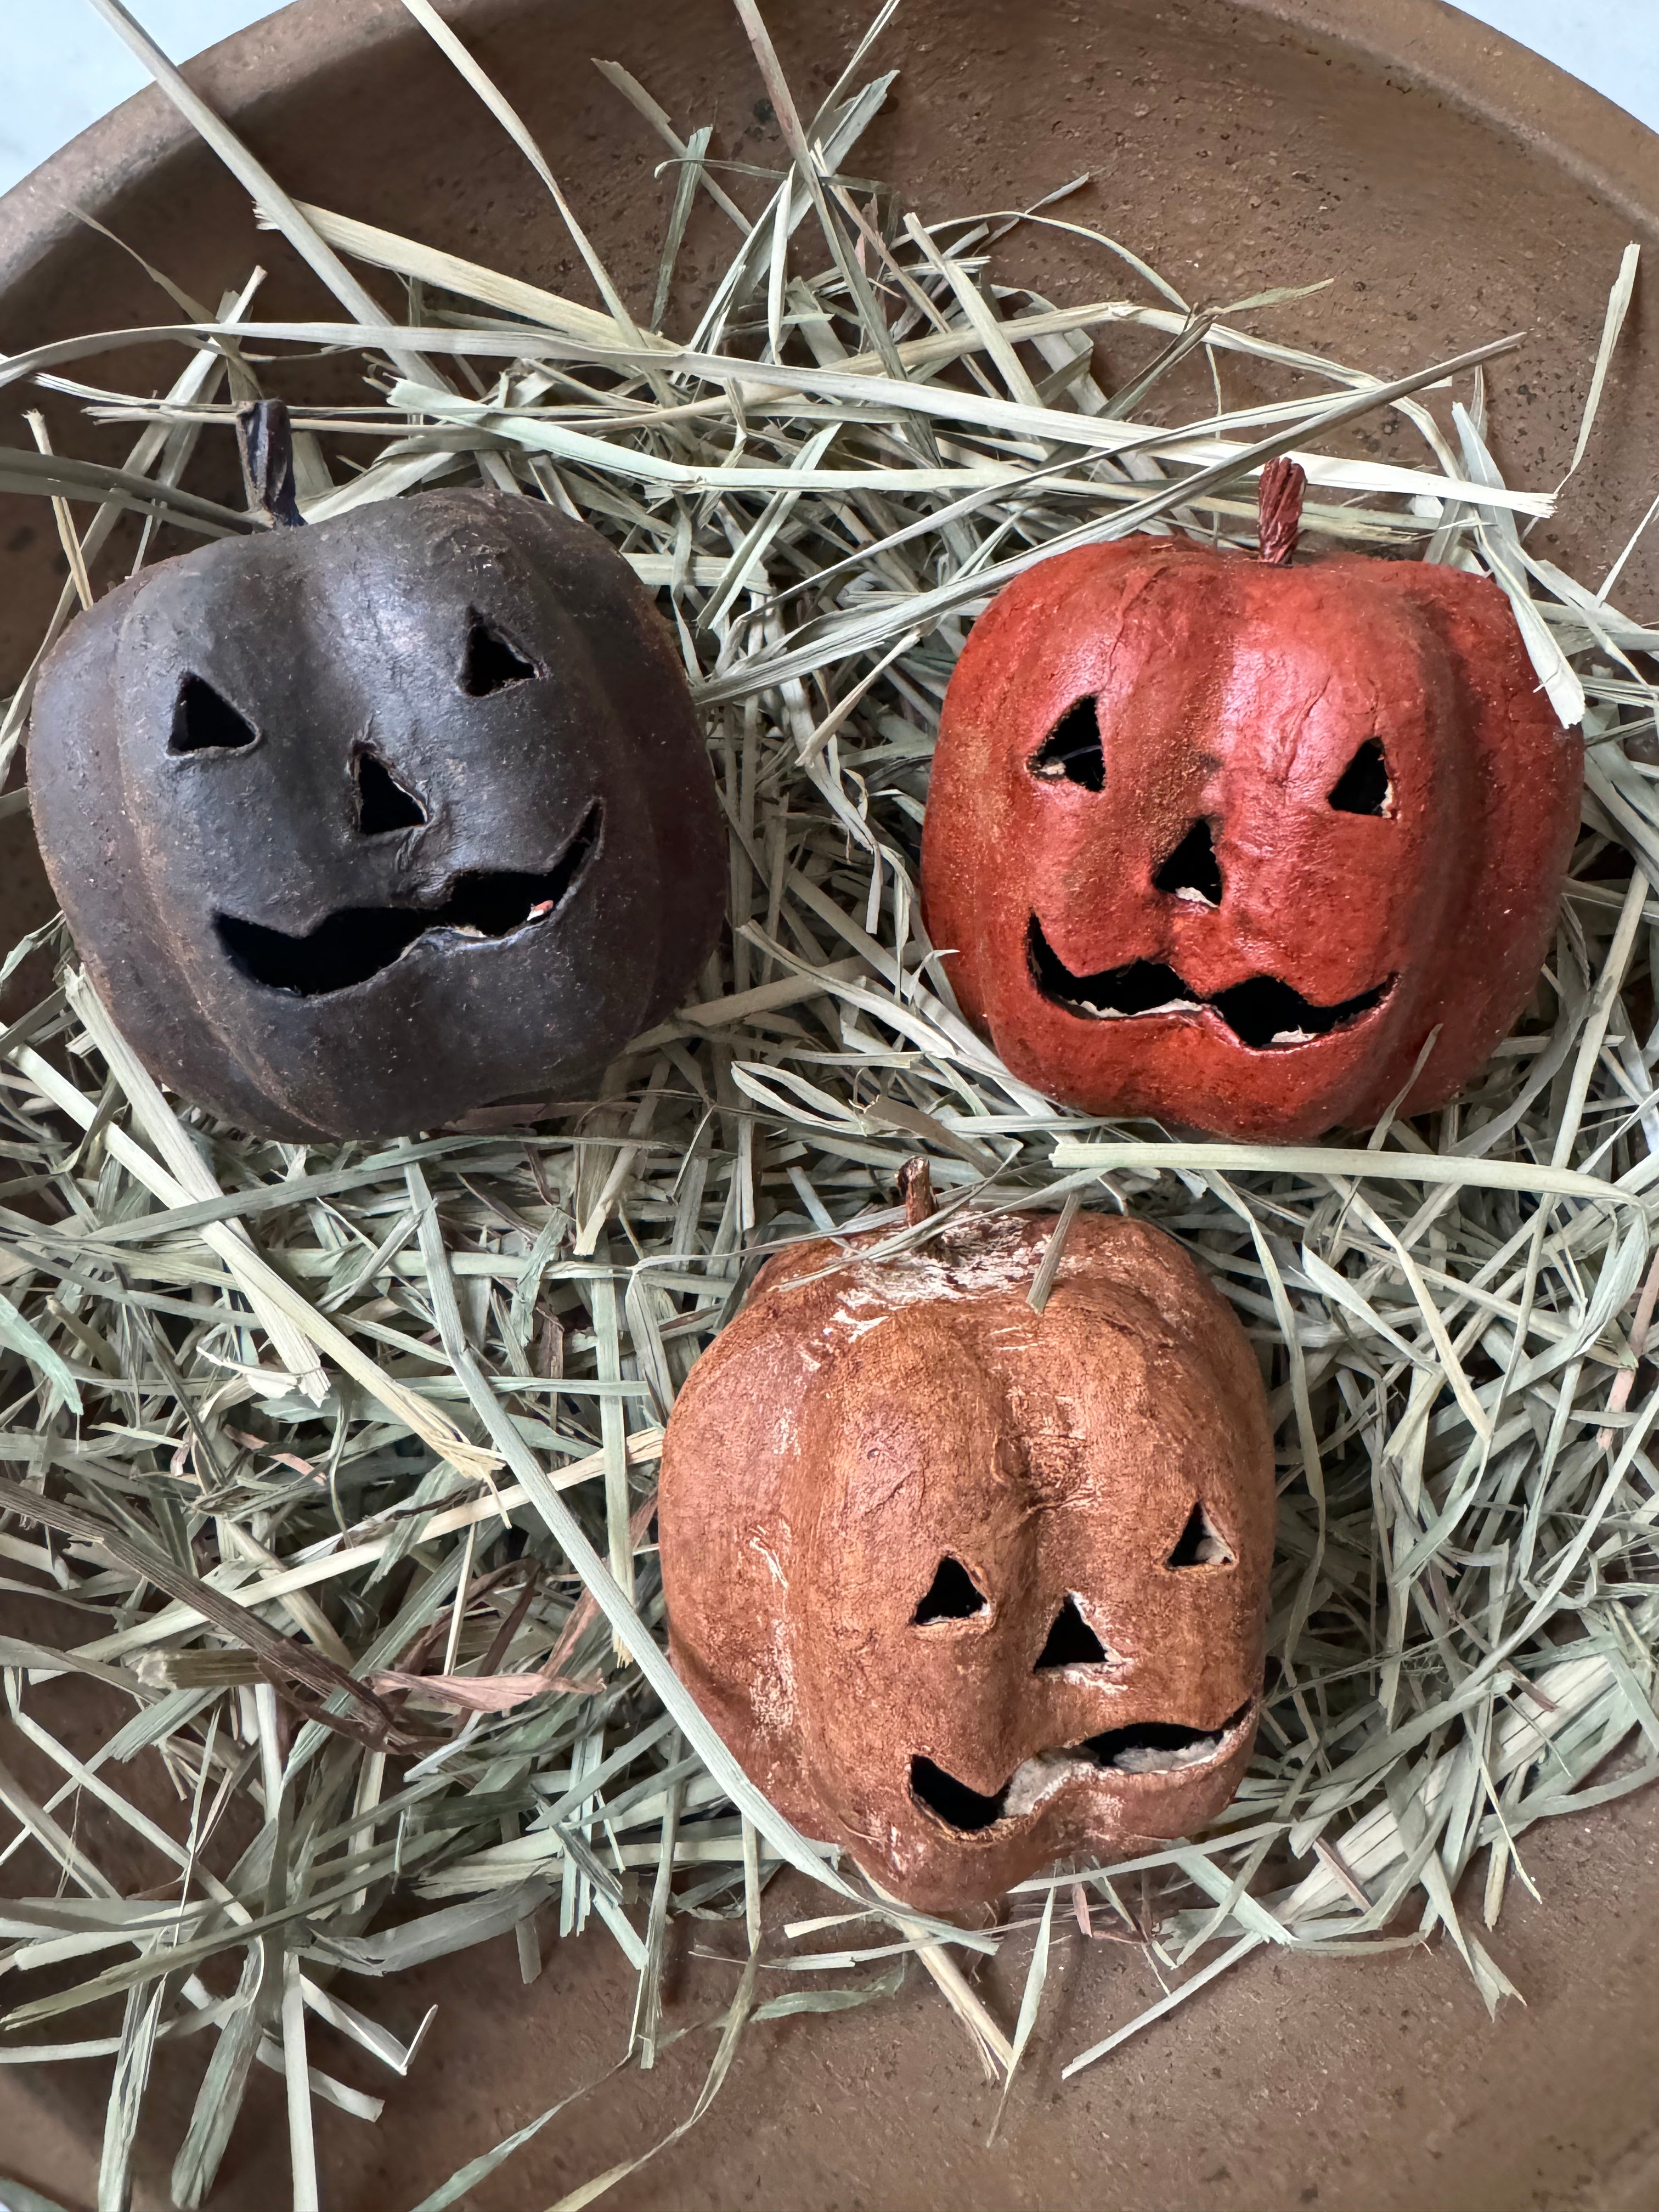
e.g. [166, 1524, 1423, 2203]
[29, 442, 723, 1140]
[921, 467, 1583, 1141]
[659, 1208, 1273, 1912]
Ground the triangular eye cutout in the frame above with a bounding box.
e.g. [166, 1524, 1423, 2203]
[1152, 818, 1223, 904]
[354, 750, 427, 835]
[1328, 737, 1392, 816]
[1166, 1500, 1235, 1569]
[912, 1556, 989, 1625]
[1030, 697, 1104, 791]
[168, 674, 257, 755]
[1034, 1594, 1109, 1669]
[460, 613, 538, 697]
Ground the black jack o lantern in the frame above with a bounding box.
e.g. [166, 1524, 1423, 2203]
[28, 406, 725, 1141]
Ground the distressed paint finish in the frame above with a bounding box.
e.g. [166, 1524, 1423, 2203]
[29, 490, 724, 1139]
[658, 1210, 1274, 1912]
[921, 533, 1582, 1141]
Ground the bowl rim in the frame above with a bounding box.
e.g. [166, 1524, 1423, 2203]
[1, 0, 1656, 305]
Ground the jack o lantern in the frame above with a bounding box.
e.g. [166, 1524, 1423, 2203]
[658, 1203, 1274, 1911]
[27, 407, 724, 1141]
[921, 464, 1583, 1141]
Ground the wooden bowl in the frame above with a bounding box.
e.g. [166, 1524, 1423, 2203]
[2, 3, 1656, 2206]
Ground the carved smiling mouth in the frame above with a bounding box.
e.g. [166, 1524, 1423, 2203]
[217, 801, 603, 998]
[1028, 916, 1392, 1050]
[911, 1699, 1255, 1834]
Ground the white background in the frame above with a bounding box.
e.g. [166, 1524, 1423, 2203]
[0, 1, 1655, 199]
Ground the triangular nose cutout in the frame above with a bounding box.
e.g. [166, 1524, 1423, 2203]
[1034, 1594, 1109, 1669]
[1166, 1500, 1234, 1568]
[355, 751, 427, 834]
[1153, 819, 1223, 904]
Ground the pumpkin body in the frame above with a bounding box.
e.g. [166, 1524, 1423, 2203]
[921, 535, 1583, 1141]
[659, 1210, 1273, 1911]
[29, 490, 724, 1140]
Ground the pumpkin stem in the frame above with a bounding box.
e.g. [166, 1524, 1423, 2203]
[897, 1156, 936, 1226]
[235, 399, 306, 529]
[1256, 456, 1306, 566]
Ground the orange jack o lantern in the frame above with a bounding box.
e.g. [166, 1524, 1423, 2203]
[921, 465, 1583, 1142]
[658, 1208, 1273, 1911]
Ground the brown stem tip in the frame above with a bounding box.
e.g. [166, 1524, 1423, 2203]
[235, 398, 306, 529]
[1256, 456, 1306, 567]
[897, 1155, 936, 1226]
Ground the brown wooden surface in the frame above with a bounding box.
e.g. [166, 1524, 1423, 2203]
[4, 1763, 1657, 2211]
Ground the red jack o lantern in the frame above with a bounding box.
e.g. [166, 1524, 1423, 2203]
[921, 465, 1583, 1141]
[659, 1204, 1273, 1912]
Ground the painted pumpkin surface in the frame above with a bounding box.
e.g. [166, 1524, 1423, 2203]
[658, 1210, 1274, 1911]
[29, 477, 724, 1141]
[921, 502, 1583, 1142]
